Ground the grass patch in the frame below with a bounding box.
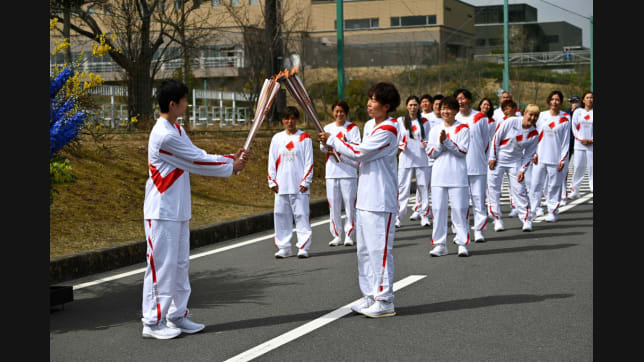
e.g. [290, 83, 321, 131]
[49, 123, 345, 259]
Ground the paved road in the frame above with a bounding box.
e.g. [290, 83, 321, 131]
[50, 178, 593, 361]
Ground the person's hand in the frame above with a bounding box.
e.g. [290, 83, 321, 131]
[517, 171, 525, 183]
[532, 154, 538, 165]
[557, 161, 565, 172]
[270, 185, 279, 194]
[319, 132, 330, 145]
[233, 157, 246, 174]
[439, 130, 447, 144]
[235, 148, 251, 161]
[488, 160, 496, 170]
[299, 185, 308, 193]
[421, 140, 428, 148]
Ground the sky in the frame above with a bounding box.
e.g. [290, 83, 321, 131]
[462, 0, 594, 48]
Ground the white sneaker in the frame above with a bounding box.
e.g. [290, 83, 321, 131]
[560, 199, 567, 206]
[167, 317, 205, 334]
[409, 211, 420, 221]
[297, 249, 309, 258]
[508, 208, 519, 217]
[568, 191, 580, 200]
[395, 218, 401, 228]
[360, 300, 396, 318]
[351, 296, 375, 314]
[142, 322, 182, 340]
[420, 216, 431, 227]
[545, 213, 557, 222]
[274, 248, 293, 258]
[493, 219, 505, 232]
[535, 208, 544, 217]
[328, 236, 342, 246]
[452, 236, 459, 245]
[343, 237, 354, 246]
[430, 244, 448, 257]
[522, 220, 533, 232]
[474, 230, 485, 242]
[457, 245, 469, 257]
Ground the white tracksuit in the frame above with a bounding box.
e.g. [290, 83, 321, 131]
[411, 112, 441, 217]
[321, 121, 361, 241]
[488, 116, 539, 224]
[530, 111, 571, 215]
[142, 117, 235, 326]
[571, 108, 593, 194]
[488, 111, 524, 213]
[426, 121, 471, 246]
[456, 110, 489, 232]
[397, 116, 430, 221]
[327, 117, 399, 303]
[268, 130, 314, 251]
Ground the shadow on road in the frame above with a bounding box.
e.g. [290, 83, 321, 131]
[396, 293, 574, 316]
[50, 267, 298, 335]
[471, 243, 578, 256]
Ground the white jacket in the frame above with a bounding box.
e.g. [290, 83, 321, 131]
[489, 116, 539, 172]
[426, 121, 470, 188]
[536, 110, 571, 165]
[144, 117, 234, 221]
[268, 130, 314, 194]
[320, 121, 361, 178]
[572, 108, 593, 151]
[328, 117, 399, 213]
[456, 110, 489, 176]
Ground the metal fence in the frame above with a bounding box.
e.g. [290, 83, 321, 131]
[85, 85, 252, 129]
[474, 49, 591, 67]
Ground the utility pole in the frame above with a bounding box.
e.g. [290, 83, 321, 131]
[590, 16, 593, 92]
[336, 0, 345, 100]
[266, 0, 286, 123]
[503, 0, 510, 92]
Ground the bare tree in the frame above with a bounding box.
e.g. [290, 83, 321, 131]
[221, 0, 311, 126]
[154, 0, 225, 130]
[51, 0, 178, 129]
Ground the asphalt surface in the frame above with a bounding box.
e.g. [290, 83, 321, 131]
[50, 190, 593, 361]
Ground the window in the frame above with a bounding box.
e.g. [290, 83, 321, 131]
[249, 0, 258, 4]
[231, 0, 240, 6]
[212, 0, 220, 6]
[390, 15, 436, 27]
[489, 38, 502, 46]
[335, 18, 379, 30]
[475, 39, 486, 46]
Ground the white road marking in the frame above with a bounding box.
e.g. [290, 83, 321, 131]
[223, 275, 427, 362]
[532, 192, 593, 223]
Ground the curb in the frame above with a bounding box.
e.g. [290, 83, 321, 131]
[50, 199, 330, 285]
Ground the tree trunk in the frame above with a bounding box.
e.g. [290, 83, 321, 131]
[63, 0, 72, 64]
[128, 63, 155, 130]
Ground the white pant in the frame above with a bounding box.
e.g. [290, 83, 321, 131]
[572, 149, 593, 193]
[398, 167, 430, 220]
[413, 166, 433, 218]
[431, 186, 470, 246]
[558, 157, 571, 200]
[468, 174, 488, 231]
[530, 163, 563, 214]
[142, 219, 191, 326]
[326, 178, 357, 240]
[356, 209, 396, 303]
[274, 194, 312, 250]
[487, 165, 532, 223]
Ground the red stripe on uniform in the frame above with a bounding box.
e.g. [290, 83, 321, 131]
[276, 155, 281, 172]
[380, 213, 393, 292]
[175, 123, 182, 136]
[193, 161, 227, 165]
[346, 123, 357, 131]
[300, 165, 313, 184]
[473, 112, 485, 123]
[500, 138, 510, 146]
[516, 134, 523, 142]
[299, 133, 311, 142]
[527, 130, 539, 139]
[223, 154, 235, 159]
[159, 149, 173, 156]
[149, 163, 184, 194]
[371, 124, 398, 137]
[455, 124, 469, 134]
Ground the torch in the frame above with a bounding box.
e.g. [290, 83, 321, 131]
[238, 77, 281, 174]
[277, 67, 341, 163]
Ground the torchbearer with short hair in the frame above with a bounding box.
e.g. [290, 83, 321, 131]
[319, 82, 401, 318]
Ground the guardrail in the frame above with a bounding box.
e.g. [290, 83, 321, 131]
[474, 50, 590, 67]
